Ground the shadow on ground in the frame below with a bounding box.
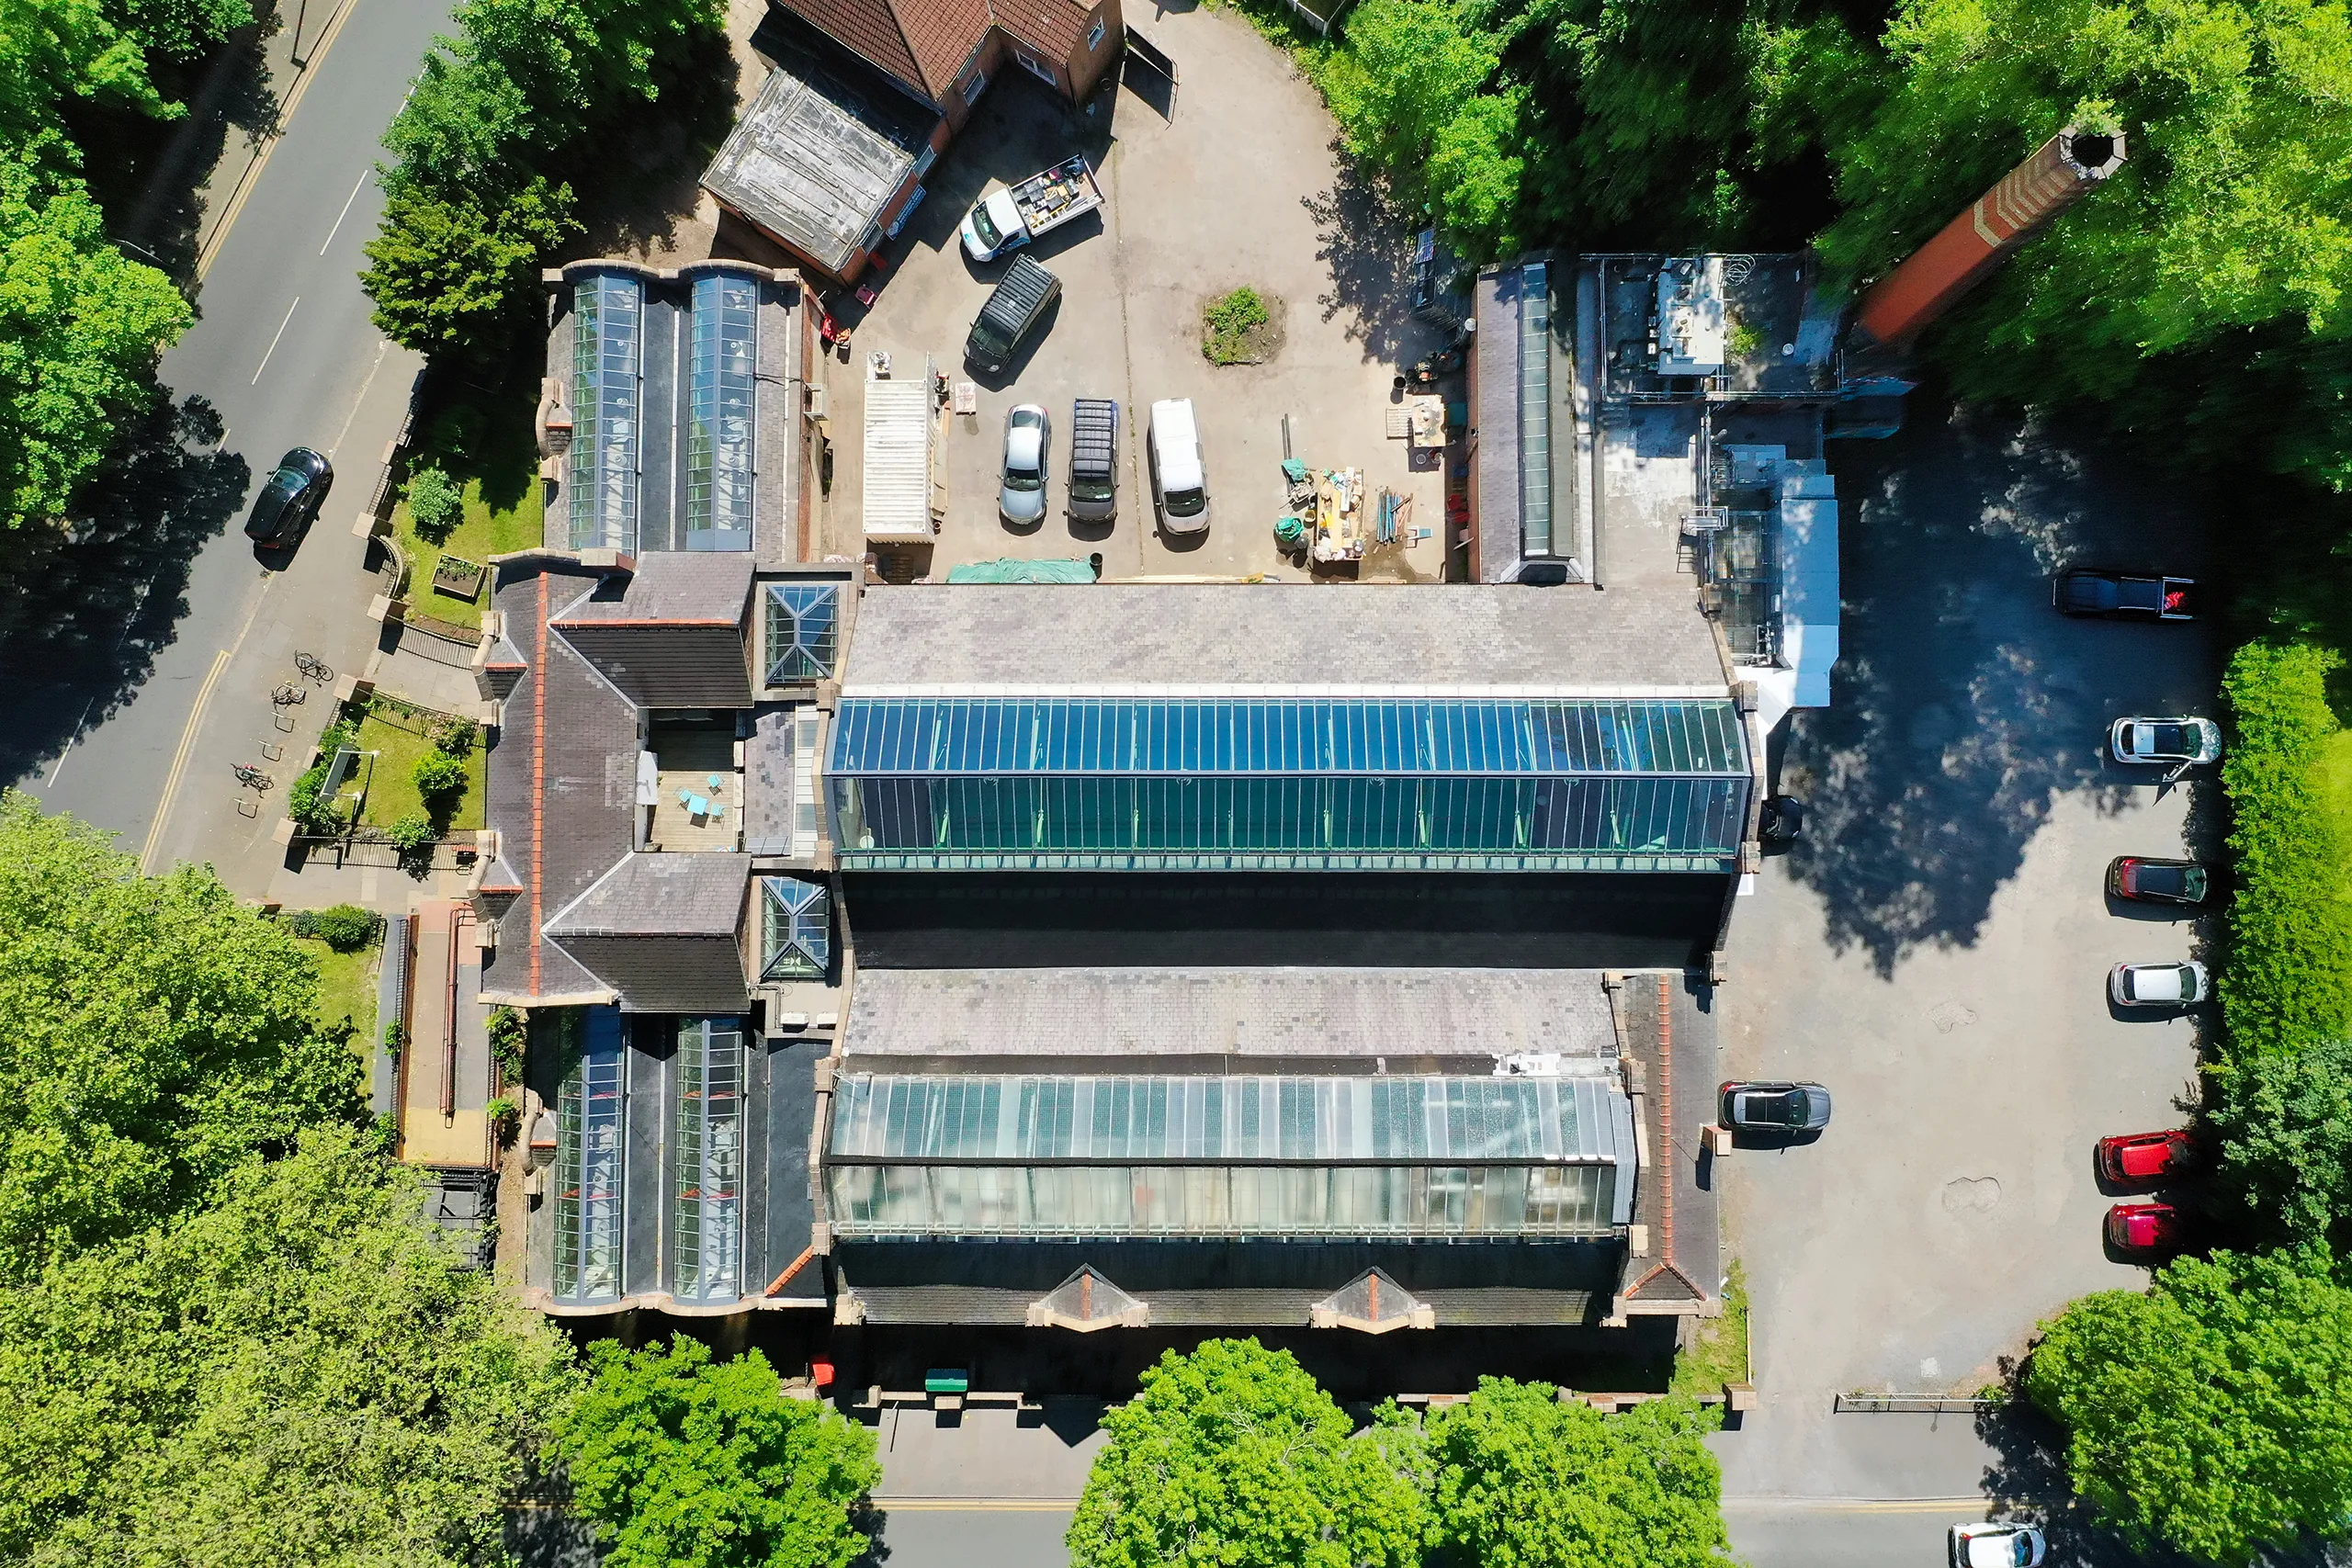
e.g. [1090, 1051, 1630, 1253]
[0, 393, 248, 786]
[1780, 394, 2224, 976]
[1300, 150, 1439, 368]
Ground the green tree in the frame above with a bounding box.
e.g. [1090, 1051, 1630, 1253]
[0, 792, 359, 1283]
[1318, 0, 1523, 257]
[1814, 0, 2352, 490]
[1068, 1338, 1428, 1568]
[2026, 1247, 2352, 1563]
[0, 0, 166, 155]
[0, 1125, 582, 1567]
[1423, 1381, 1735, 1568]
[361, 178, 577, 360]
[412, 749, 468, 804]
[2211, 1038, 2352, 1256]
[0, 152, 193, 531]
[404, 462, 463, 541]
[114, 0, 253, 61]
[557, 1335, 881, 1568]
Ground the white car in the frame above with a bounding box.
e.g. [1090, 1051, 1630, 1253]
[2110, 960, 2208, 1008]
[999, 403, 1050, 525]
[1950, 1523, 2045, 1568]
[2109, 716, 2221, 768]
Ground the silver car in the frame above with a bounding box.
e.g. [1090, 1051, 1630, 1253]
[2110, 961, 2208, 1008]
[1000, 403, 1050, 525]
[2109, 716, 2221, 768]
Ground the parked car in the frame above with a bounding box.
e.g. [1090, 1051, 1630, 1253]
[1950, 1523, 2046, 1568]
[1717, 1080, 1833, 1134]
[2053, 567, 2196, 620]
[1148, 397, 1210, 536]
[965, 254, 1060, 376]
[2098, 1129, 2196, 1187]
[2106, 855, 2213, 907]
[2109, 960, 2208, 1008]
[1067, 398, 1118, 524]
[2106, 1201, 2187, 1259]
[999, 403, 1051, 525]
[959, 154, 1102, 262]
[2109, 716, 2222, 768]
[1758, 795, 1804, 850]
[243, 447, 333, 545]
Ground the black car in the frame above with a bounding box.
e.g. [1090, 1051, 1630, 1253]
[244, 447, 333, 545]
[2052, 567, 2196, 621]
[1719, 1080, 1833, 1133]
[2107, 855, 2214, 906]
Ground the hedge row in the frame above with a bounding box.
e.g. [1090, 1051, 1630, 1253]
[2218, 641, 2352, 1058]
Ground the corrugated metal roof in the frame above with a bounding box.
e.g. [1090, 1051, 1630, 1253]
[703, 64, 927, 275]
[864, 377, 935, 537]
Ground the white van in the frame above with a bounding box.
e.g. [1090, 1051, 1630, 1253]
[1148, 398, 1209, 536]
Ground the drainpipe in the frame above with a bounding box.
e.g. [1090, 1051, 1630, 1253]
[1847, 126, 2126, 353]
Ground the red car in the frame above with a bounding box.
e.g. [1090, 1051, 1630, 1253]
[2097, 1130, 2194, 1187]
[2106, 1202, 2186, 1258]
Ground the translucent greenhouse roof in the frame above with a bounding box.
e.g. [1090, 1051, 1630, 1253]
[831, 1074, 1633, 1166]
[684, 273, 756, 551]
[569, 273, 641, 554]
[764, 582, 838, 684]
[831, 697, 1747, 775]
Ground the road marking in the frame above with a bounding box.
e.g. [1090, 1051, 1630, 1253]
[1723, 1496, 1999, 1513]
[140, 649, 232, 872]
[195, 0, 368, 279]
[252, 297, 300, 383]
[878, 1502, 1080, 1513]
[320, 167, 372, 254]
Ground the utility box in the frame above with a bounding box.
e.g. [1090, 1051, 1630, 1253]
[923, 1369, 970, 1395]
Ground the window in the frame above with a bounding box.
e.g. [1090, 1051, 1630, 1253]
[569, 274, 642, 553]
[1088, 14, 1106, 50]
[684, 273, 757, 551]
[761, 876, 831, 979]
[763, 582, 839, 682]
[553, 1008, 624, 1301]
[1016, 51, 1057, 87]
[673, 1019, 744, 1303]
[961, 68, 987, 105]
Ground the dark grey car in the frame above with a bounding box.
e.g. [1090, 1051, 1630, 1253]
[1718, 1080, 1833, 1133]
[244, 447, 333, 546]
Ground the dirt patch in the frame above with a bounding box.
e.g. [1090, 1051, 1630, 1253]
[1201, 287, 1287, 366]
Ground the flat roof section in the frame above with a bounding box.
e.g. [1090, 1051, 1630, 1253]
[841, 584, 1728, 694]
[703, 57, 934, 276]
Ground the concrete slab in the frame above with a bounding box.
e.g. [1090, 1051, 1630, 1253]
[813, 7, 1452, 580]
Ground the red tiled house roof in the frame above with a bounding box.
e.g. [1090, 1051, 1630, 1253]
[780, 0, 1104, 101]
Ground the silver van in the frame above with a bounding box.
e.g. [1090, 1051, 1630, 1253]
[1148, 398, 1208, 536]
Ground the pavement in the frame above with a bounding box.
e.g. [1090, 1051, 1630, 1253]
[816, 5, 1453, 581]
[1709, 397, 2218, 1536]
[6, 0, 451, 899]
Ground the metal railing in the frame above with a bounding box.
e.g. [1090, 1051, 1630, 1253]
[1835, 1393, 1997, 1415]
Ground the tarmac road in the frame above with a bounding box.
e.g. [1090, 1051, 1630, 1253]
[12, 0, 449, 887]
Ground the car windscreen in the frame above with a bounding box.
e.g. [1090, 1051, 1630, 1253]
[1165, 485, 1204, 517]
[968, 319, 1012, 361]
[1070, 476, 1113, 501]
[973, 200, 1007, 250]
[2179, 866, 2208, 899]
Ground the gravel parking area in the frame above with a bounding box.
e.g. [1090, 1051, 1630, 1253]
[1711, 400, 2220, 1501]
[810, 6, 1452, 580]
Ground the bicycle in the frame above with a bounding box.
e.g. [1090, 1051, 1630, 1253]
[271, 682, 307, 706]
[294, 651, 333, 682]
[232, 763, 275, 790]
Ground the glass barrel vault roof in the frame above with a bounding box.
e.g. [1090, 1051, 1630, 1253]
[673, 1018, 744, 1303]
[569, 273, 642, 554]
[684, 273, 756, 551]
[825, 1074, 1635, 1241]
[826, 696, 1749, 871]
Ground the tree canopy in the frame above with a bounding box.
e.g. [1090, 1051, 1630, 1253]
[0, 1124, 582, 1568]
[1068, 1338, 1429, 1568]
[0, 791, 359, 1283]
[556, 1335, 881, 1568]
[2026, 1247, 2352, 1564]
[2211, 1039, 2352, 1258]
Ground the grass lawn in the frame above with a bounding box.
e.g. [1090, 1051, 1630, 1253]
[1668, 1259, 1749, 1396]
[354, 705, 486, 832]
[391, 475, 542, 632]
[300, 935, 380, 1043]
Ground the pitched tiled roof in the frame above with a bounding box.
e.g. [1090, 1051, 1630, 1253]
[784, 0, 992, 100]
[997, 0, 1096, 62]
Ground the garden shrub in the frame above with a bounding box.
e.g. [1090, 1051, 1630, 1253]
[405, 464, 464, 543]
[292, 903, 380, 953]
[384, 813, 436, 854]
[412, 751, 468, 805]
[433, 717, 477, 757]
[287, 717, 362, 835]
[2218, 641, 2352, 1057]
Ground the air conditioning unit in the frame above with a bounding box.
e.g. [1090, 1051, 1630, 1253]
[804, 384, 828, 419]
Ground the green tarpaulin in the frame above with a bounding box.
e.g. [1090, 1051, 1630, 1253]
[945, 558, 1098, 583]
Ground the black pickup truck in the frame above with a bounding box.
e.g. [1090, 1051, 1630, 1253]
[2052, 568, 2196, 621]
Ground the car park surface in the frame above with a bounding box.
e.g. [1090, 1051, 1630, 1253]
[812, 6, 1450, 580]
[1712, 401, 2211, 1504]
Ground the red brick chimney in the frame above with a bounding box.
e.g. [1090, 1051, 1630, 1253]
[1848, 126, 2127, 351]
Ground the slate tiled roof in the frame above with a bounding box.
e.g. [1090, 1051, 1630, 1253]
[841, 584, 1726, 693]
[550, 556, 753, 709]
[552, 554, 753, 626]
[842, 967, 1621, 1063]
[546, 852, 753, 936]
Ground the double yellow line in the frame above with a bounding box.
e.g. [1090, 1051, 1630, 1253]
[195, 0, 368, 280]
[140, 649, 232, 872]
